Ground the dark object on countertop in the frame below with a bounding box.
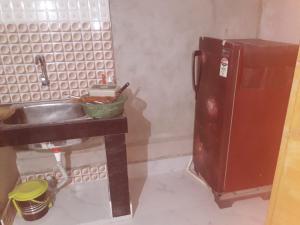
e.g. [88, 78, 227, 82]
[116, 82, 130, 95]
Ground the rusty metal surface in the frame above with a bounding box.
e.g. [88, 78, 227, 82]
[193, 37, 298, 194]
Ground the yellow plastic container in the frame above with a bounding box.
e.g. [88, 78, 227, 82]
[8, 180, 51, 221]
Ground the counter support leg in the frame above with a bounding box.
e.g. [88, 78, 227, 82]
[105, 134, 131, 217]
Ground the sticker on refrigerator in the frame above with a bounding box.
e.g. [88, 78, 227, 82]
[219, 57, 229, 78]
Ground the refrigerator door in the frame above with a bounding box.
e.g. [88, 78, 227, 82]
[193, 37, 241, 192]
[224, 41, 298, 192]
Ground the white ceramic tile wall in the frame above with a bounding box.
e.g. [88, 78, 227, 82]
[0, 0, 110, 23]
[20, 164, 107, 184]
[0, 0, 115, 104]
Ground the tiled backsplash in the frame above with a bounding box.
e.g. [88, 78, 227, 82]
[0, 0, 110, 22]
[20, 164, 107, 184]
[0, 21, 114, 103]
[0, 0, 115, 104]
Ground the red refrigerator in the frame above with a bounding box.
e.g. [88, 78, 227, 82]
[192, 37, 298, 207]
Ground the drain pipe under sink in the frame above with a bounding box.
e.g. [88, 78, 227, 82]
[50, 147, 69, 190]
[40, 142, 69, 191]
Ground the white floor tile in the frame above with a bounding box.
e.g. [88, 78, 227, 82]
[14, 172, 269, 225]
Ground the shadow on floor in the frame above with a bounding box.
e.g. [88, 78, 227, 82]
[124, 88, 151, 215]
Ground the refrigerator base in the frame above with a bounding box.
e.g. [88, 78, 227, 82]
[187, 160, 271, 208]
[213, 185, 271, 208]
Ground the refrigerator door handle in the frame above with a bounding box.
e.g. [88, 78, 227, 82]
[192, 50, 202, 98]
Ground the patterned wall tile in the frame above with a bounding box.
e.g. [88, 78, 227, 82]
[21, 164, 107, 184]
[0, 0, 115, 104]
[0, 21, 115, 104]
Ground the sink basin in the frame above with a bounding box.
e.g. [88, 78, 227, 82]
[4, 102, 85, 125]
[3, 101, 87, 150]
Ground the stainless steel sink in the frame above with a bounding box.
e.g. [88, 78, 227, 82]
[4, 102, 86, 125]
[3, 101, 88, 150]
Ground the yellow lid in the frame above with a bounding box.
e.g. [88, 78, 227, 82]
[8, 180, 48, 201]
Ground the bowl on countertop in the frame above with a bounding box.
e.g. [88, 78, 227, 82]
[81, 95, 127, 119]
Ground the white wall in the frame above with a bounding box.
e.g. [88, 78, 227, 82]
[259, 0, 300, 43]
[109, 0, 262, 162]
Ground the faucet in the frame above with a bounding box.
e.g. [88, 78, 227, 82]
[35, 55, 50, 86]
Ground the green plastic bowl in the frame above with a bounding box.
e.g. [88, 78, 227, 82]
[82, 95, 127, 119]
